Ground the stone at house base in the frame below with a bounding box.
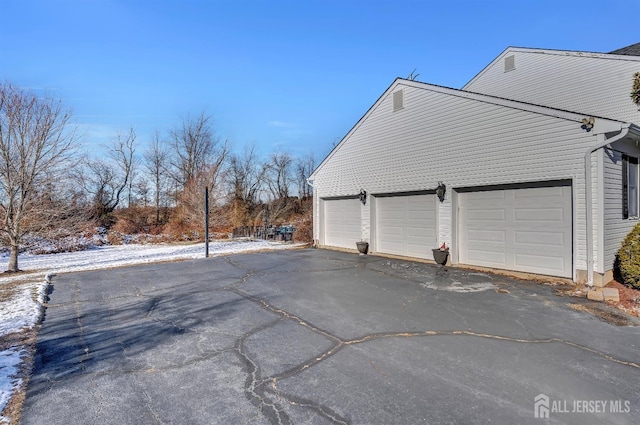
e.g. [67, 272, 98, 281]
[586, 287, 620, 302]
[576, 269, 613, 287]
[587, 289, 604, 301]
[602, 287, 620, 302]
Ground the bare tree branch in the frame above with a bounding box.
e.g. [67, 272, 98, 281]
[80, 128, 136, 224]
[143, 132, 170, 224]
[296, 152, 315, 199]
[0, 82, 79, 271]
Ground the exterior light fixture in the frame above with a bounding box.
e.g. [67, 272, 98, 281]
[581, 117, 595, 132]
[359, 189, 367, 205]
[436, 181, 446, 202]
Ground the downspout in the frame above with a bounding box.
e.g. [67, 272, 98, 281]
[584, 124, 630, 285]
[306, 177, 317, 246]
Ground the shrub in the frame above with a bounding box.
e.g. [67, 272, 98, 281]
[617, 223, 640, 289]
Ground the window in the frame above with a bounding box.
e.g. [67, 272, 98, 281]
[623, 155, 639, 219]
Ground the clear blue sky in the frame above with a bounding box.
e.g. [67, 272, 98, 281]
[1, 0, 637, 161]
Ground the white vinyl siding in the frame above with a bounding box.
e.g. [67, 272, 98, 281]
[375, 194, 437, 259]
[458, 186, 573, 278]
[464, 49, 640, 124]
[323, 199, 361, 249]
[603, 149, 640, 271]
[312, 81, 597, 273]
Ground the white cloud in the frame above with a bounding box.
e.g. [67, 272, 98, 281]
[267, 120, 295, 128]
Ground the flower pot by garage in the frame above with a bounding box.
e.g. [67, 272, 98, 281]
[356, 241, 369, 255]
[432, 248, 449, 265]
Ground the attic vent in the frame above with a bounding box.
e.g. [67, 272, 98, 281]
[393, 90, 404, 112]
[504, 55, 515, 72]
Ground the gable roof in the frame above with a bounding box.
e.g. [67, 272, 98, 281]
[464, 46, 640, 91]
[609, 42, 640, 56]
[310, 78, 629, 178]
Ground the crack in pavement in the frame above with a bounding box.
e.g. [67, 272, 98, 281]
[42, 256, 639, 425]
[235, 318, 292, 425]
[213, 261, 640, 425]
[267, 380, 350, 425]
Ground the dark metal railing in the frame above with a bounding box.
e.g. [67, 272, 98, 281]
[232, 225, 296, 241]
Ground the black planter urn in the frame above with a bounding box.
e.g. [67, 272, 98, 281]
[356, 241, 369, 255]
[432, 248, 449, 265]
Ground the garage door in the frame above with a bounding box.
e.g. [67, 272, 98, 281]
[323, 198, 361, 249]
[458, 185, 572, 277]
[376, 194, 437, 260]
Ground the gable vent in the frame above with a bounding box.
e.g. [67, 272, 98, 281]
[504, 55, 515, 72]
[393, 90, 404, 111]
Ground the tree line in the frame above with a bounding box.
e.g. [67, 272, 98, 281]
[0, 83, 315, 272]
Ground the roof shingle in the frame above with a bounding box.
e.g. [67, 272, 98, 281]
[609, 43, 640, 56]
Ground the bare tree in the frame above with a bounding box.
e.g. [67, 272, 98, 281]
[143, 132, 170, 224]
[169, 112, 221, 187]
[166, 112, 229, 235]
[227, 145, 266, 227]
[0, 83, 78, 271]
[177, 161, 229, 234]
[80, 128, 136, 223]
[264, 151, 294, 224]
[266, 152, 293, 200]
[295, 152, 315, 199]
[134, 178, 150, 208]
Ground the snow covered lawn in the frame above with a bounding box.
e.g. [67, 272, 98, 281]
[0, 239, 304, 423]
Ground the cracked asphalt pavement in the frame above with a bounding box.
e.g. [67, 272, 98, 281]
[22, 249, 640, 424]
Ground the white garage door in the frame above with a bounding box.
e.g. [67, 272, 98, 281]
[323, 198, 361, 250]
[458, 185, 572, 278]
[376, 194, 437, 260]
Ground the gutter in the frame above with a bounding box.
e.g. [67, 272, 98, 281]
[584, 124, 630, 285]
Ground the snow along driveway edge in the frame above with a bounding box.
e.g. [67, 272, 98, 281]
[0, 239, 306, 424]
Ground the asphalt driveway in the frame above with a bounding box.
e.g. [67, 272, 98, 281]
[22, 249, 640, 424]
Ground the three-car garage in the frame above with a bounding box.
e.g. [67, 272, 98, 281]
[320, 182, 573, 279]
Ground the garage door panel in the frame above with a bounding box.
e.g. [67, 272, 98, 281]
[514, 231, 565, 246]
[324, 199, 361, 250]
[376, 194, 436, 260]
[407, 233, 435, 245]
[513, 186, 564, 199]
[467, 249, 507, 265]
[468, 209, 506, 221]
[514, 253, 566, 273]
[514, 208, 565, 222]
[467, 191, 506, 201]
[467, 229, 506, 243]
[459, 185, 572, 278]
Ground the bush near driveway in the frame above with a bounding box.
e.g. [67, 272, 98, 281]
[617, 222, 640, 289]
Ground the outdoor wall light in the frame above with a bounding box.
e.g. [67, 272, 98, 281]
[359, 189, 367, 205]
[436, 181, 446, 202]
[581, 117, 595, 132]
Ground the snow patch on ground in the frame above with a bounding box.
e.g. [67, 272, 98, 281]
[0, 349, 22, 421]
[0, 239, 302, 422]
[422, 280, 496, 293]
[0, 283, 48, 337]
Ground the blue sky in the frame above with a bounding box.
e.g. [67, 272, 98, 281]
[1, 0, 637, 161]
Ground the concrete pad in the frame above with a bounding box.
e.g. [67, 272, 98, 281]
[602, 287, 620, 303]
[587, 289, 604, 301]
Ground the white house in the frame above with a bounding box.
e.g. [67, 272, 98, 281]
[309, 43, 640, 285]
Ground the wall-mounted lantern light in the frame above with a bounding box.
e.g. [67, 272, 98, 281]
[359, 189, 367, 205]
[581, 117, 595, 132]
[436, 181, 446, 202]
